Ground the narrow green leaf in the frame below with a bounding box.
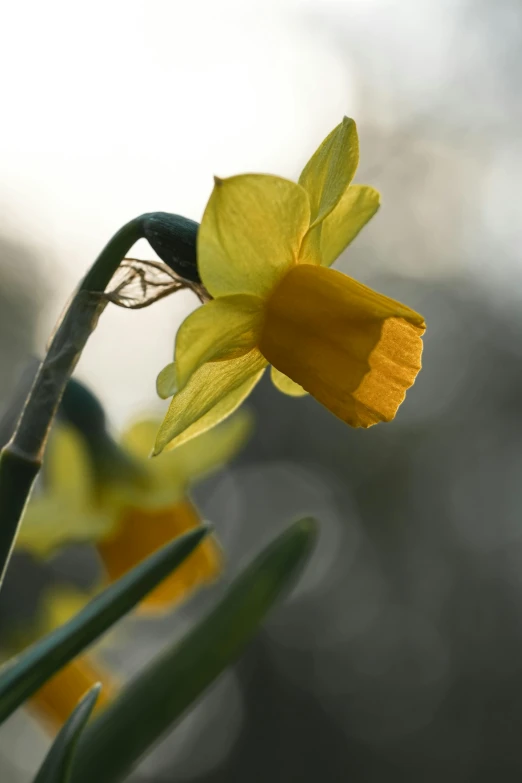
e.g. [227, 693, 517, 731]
[71, 519, 316, 783]
[33, 684, 100, 783]
[0, 526, 210, 723]
[70, 518, 317, 783]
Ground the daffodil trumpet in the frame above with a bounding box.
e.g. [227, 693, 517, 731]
[155, 117, 426, 454]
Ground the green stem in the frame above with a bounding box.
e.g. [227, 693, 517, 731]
[0, 450, 40, 582]
[0, 215, 149, 587]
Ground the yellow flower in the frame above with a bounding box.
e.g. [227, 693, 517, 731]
[18, 411, 251, 612]
[4, 589, 116, 734]
[155, 117, 426, 454]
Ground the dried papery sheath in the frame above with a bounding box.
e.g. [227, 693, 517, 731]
[105, 258, 209, 309]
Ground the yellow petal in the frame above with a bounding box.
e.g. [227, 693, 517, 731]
[45, 425, 93, 506]
[270, 366, 308, 397]
[158, 411, 253, 484]
[319, 184, 380, 267]
[198, 174, 310, 298]
[97, 500, 222, 613]
[298, 117, 359, 228]
[28, 656, 115, 734]
[156, 361, 177, 399]
[17, 497, 113, 556]
[259, 264, 425, 428]
[154, 350, 267, 454]
[174, 294, 264, 389]
[122, 410, 252, 485]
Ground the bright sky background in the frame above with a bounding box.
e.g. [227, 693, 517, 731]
[0, 0, 479, 427]
[0, 0, 360, 426]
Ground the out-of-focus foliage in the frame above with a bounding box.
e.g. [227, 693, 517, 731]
[0, 529, 210, 725]
[69, 519, 316, 783]
[32, 685, 100, 783]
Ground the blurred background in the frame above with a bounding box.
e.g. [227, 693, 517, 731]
[1, 0, 522, 779]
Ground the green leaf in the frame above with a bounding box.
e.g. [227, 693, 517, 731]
[0, 526, 210, 724]
[70, 518, 318, 783]
[33, 684, 100, 783]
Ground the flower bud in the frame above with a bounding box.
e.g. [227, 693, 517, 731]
[142, 212, 200, 284]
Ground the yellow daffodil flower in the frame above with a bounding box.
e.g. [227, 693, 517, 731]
[18, 410, 251, 613]
[155, 117, 426, 454]
[2, 588, 115, 734]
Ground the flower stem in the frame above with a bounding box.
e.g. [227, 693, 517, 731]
[0, 215, 149, 587]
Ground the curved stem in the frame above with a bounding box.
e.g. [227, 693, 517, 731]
[0, 215, 149, 587]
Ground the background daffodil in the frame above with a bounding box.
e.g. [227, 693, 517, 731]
[155, 117, 426, 454]
[17, 381, 252, 613]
